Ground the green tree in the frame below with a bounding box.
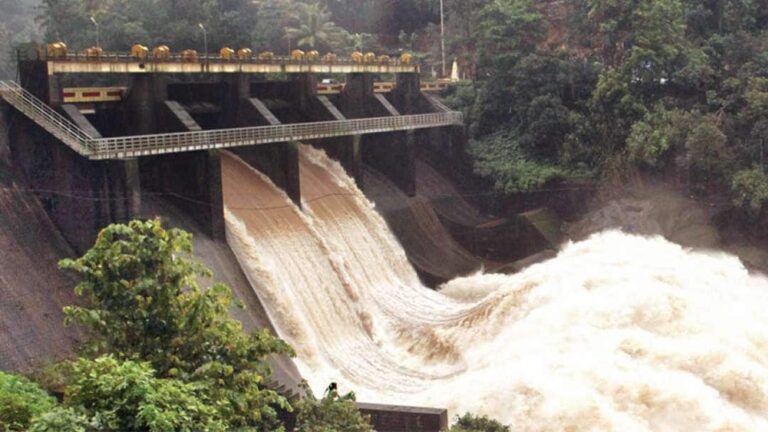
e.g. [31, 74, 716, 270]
[449, 413, 509, 432]
[0, 371, 56, 432]
[284, 2, 347, 50]
[59, 219, 293, 429]
[732, 167, 768, 215]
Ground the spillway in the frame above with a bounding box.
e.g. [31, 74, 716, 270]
[223, 146, 768, 430]
[362, 163, 498, 283]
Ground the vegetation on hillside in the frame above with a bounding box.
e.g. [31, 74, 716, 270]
[437, 0, 768, 229]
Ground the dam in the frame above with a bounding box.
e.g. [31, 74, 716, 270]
[4, 47, 768, 432]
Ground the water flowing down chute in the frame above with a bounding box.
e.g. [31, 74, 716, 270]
[223, 146, 768, 431]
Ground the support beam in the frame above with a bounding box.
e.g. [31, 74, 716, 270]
[164, 101, 203, 132]
[316, 95, 346, 120]
[373, 94, 400, 117]
[61, 104, 102, 137]
[234, 97, 302, 208]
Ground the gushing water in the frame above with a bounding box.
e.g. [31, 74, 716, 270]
[223, 147, 768, 430]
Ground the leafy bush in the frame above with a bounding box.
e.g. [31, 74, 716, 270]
[0, 371, 56, 432]
[294, 384, 371, 432]
[450, 413, 509, 432]
[28, 407, 91, 432]
[59, 219, 294, 429]
[469, 130, 565, 194]
[63, 356, 223, 432]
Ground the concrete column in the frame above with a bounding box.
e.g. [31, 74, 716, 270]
[392, 73, 422, 114]
[403, 129, 416, 196]
[284, 141, 302, 208]
[126, 74, 168, 134]
[205, 150, 225, 240]
[223, 73, 251, 127]
[138, 101, 224, 239]
[124, 158, 142, 219]
[17, 60, 54, 104]
[351, 134, 363, 188]
[62, 104, 142, 225]
[292, 73, 317, 113]
[339, 74, 375, 118]
[234, 98, 302, 208]
[47, 75, 64, 107]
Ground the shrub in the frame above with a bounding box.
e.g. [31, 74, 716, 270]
[0, 371, 56, 432]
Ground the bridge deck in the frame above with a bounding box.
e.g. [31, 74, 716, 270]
[0, 80, 461, 161]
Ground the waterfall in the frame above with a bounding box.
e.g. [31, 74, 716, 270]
[222, 146, 768, 430]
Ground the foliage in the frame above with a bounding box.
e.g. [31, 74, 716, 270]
[626, 105, 675, 167]
[450, 413, 509, 432]
[28, 407, 91, 432]
[37, 0, 277, 52]
[63, 356, 223, 431]
[732, 168, 768, 214]
[0, 0, 40, 79]
[294, 385, 371, 432]
[284, 2, 348, 51]
[469, 130, 565, 194]
[453, 0, 768, 215]
[59, 219, 293, 429]
[0, 371, 56, 432]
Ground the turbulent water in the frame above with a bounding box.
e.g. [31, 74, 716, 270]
[222, 147, 768, 430]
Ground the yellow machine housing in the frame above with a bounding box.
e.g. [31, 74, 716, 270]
[220, 47, 235, 60]
[238, 48, 253, 60]
[46, 42, 68, 58]
[152, 45, 171, 60]
[131, 44, 149, 60]
[180, 49, 198, 62]
[306, 50, 320, 61]
[84, 47, 103, 59]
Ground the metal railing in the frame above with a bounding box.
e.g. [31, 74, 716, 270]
[0, 80, 462, 160]
[0, 81, 93, 156]
[93, 112, 463, 159]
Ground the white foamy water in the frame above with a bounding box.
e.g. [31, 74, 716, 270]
[223, 147, 768, 430]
